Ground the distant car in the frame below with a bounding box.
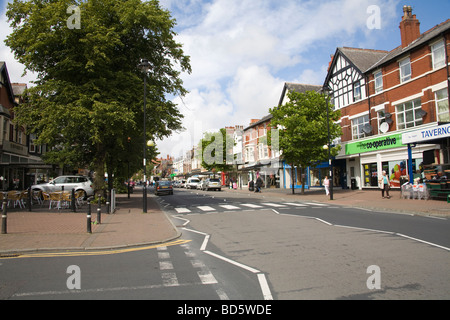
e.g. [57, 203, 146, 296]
[32, 175, 94, 199]
[155, 180, 173, 196]
[204, 178, 221, 191]
[186, 177, 201, 189]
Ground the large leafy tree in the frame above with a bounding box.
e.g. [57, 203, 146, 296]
[269, 90, 342, 194]
[5, 0, 191, 192]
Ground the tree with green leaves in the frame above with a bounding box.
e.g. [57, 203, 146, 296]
[5, 0, 191, 193]
[198, 128, 234, 177]
[269, 90, 342, 194]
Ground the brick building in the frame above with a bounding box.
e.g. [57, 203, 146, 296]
[324, 6, 450, 189]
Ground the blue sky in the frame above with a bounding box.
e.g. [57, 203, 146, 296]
[1, 0, 450, 158]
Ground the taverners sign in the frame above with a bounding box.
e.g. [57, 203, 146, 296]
[345, 133, 403, 155]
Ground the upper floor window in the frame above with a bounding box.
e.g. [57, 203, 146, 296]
[396, 98, 422, 130]
[431, 40, 446, 70]
[353, 81, 361, 102]
[436, 88, 449, 123]
[352, 114, 370, 140]
[374, 71, 383, 93]
[399, 57, 411, 83]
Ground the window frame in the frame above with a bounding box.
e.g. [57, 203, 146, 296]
[351, 114, 370, 140]
[374, 71, 383, 93]
[435, 88, 449, 123]
[431, 40, 446, 70]
[395, 98, 423, 130]
[399, 57, 412, 83]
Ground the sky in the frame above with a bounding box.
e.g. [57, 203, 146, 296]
[1, 0, 450, 160]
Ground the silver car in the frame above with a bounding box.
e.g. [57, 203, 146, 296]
[203, 178, 221, 191]
[32, 175, 95, 198]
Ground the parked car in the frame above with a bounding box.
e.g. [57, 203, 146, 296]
[185, 177, 201, 189]
[154, 180, 173, 196]
[32, 175, 94, 199]
[203, 178, 221, 191]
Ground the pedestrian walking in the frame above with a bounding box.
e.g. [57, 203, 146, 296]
[255, 175, 263, 193]
[378, 170, 391, 199]
[323, 176, 330, 196]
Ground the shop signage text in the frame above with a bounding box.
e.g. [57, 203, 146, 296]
[402, 124, 450, 144]
[345, 134, 403, 155]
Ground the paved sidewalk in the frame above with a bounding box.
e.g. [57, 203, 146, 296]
[0, 189, 180, 255]
[220, 186, 450, 217]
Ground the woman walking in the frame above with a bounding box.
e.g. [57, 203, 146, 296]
[378, 171, 391, 199]
[323, 176, 330, 196]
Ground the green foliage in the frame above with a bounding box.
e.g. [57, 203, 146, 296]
[5, 0, 191, 191]
[198, 128, 235, 175]
[269, 90, 342, 192]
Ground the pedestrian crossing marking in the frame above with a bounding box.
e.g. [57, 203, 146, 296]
[305, 202, 328, 206]
[283, 202, 308, 207]
[261, 203, 286, 207]
[241, 203, 263, 208]
[197, 206, 216, 211]
[219, 205, 240, 210]
[173, 201, 330, 214]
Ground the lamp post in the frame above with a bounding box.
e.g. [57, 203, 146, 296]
[139, 59, 151, 213]
[323, 86, 334, 201]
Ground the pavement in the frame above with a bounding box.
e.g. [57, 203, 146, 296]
[0, 186, 448, 255]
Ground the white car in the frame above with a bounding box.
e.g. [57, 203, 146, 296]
[186, 177, 201, 189]
[32, 175, 94, 198]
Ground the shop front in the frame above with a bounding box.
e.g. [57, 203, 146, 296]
[344, 133, 436, 189]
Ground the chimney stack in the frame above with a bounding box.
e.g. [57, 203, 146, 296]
[399, 5, 421, 49]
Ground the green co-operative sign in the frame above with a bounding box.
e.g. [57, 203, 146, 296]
[345, 133, 404, 155]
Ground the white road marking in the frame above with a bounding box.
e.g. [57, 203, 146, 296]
[241, 203, 263, 208]
[175, 207, 191, 213]
[219, 204, 241, 210]
[197, 206, 216, 212]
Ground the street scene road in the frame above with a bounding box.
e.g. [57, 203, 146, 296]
[158, 187, 450, 300]
[0, 186, 449, 302]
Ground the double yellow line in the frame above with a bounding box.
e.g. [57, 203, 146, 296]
[0, 239, 191, 259]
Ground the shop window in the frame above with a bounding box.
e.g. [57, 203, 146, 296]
[435, 88, 449, 123]
[396, 98, 422, 130]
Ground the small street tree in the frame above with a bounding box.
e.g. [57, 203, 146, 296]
[5, 0, 191, 193]
[269, 90, 342, 194]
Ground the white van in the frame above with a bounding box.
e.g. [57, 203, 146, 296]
[186, 177, 201, 189]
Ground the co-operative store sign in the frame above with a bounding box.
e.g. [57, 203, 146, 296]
[402, 123, 450, 144]
[345, 133, 403, 155]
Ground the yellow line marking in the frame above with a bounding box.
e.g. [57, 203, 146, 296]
[0, 239, 191, 259]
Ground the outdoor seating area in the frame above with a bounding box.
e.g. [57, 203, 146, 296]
[1, 190, 86, 210]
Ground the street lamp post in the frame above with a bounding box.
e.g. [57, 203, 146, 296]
[139, 59, 151, 213]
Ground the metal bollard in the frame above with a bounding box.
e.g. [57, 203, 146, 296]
[71, 188, 76, 212]
[97, 197, 101, 224]
[2, 199, 7, 234]
[87, 201, 92, 234]
[106, 201, 110, 214]
[27, 186, 32, 212]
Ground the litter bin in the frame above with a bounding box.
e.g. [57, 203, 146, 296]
[351, 179, 357, 190]
[447, 194, 450, 203]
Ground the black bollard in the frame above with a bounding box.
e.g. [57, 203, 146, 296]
[71, 188, 76, 212]
[28, 186, 32, 212]
[97, 197, 101, 224]
[87, 201, 92, 234]
[2, 199, 7, 234]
